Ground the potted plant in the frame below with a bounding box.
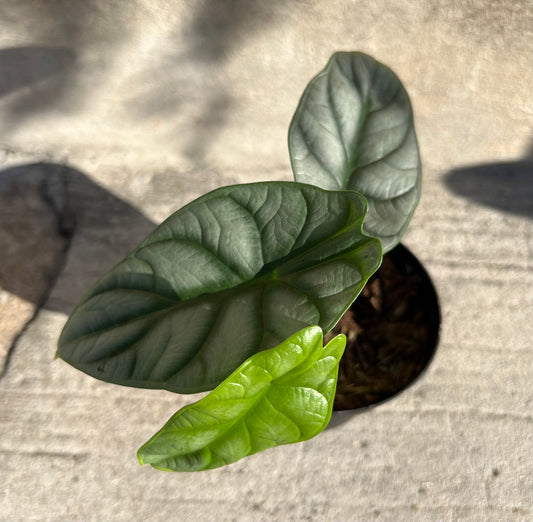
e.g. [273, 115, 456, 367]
[57, 52, 439, 472]
[287, 52, 439, 411]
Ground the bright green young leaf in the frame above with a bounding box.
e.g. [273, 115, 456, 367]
[57, 182, 381, 394]
[138, 326, 346, 472]
[288, 52, 421, 253]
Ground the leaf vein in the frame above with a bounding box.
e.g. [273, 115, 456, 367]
[354, 124, 413, 170]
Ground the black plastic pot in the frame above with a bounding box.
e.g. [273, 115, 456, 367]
[330, 243, 441, 413]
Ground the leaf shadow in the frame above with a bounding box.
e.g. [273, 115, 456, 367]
[0, 46, 76, 99]
[187, 0, 282, 64]
[0, 162, 156, 315]
[0, 2, 149, 134]
[443, 154, 533, 219]
[127, 0, 285, 164]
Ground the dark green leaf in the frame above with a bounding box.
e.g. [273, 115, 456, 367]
[288, 52, 421, 252]
[58, 182, 381, 393]
[137, 326, 346, 471]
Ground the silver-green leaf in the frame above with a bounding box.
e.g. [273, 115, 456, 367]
[138, 326, 346, 472]
[288, 51, 421, 252]
[57, 182, 381, 393]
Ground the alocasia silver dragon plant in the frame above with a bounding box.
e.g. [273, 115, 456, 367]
[57, 51, 421, 471]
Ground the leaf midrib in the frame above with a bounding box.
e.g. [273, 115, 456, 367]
[333, 58, 406, 188]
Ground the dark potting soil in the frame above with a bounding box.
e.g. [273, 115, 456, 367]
[329, 246, 439, 411]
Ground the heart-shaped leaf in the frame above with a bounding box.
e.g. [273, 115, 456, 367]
[288, 52, 421, 253]
[138, 326, 346, 471]
[57, 182, 381, 393]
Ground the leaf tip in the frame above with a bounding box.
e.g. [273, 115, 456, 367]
[324, 332, 347, 359]
[334, 332, 347, 345]
[137, 449, 146, 466]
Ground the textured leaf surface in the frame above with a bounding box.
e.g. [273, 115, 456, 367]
[289, 52, 421, 252]
[58, 182, 381, 393]
[138, 326, 346, 471]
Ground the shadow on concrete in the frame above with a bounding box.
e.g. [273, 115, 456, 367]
[0, 2, 286, 160]
[182, 91, 234, 161]
[130, 0, 285, 163]
[444, 154, 533, 219]
[0, 162, 156, 314]
[0, 1, 138, 131]
[0, 46, 75, 99]
[182, 0, 284, 162]
[0, 44, 78, 126]
[187, 0, 283, 63]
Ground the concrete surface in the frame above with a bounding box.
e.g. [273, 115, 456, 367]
[1, 1, 532, 521]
